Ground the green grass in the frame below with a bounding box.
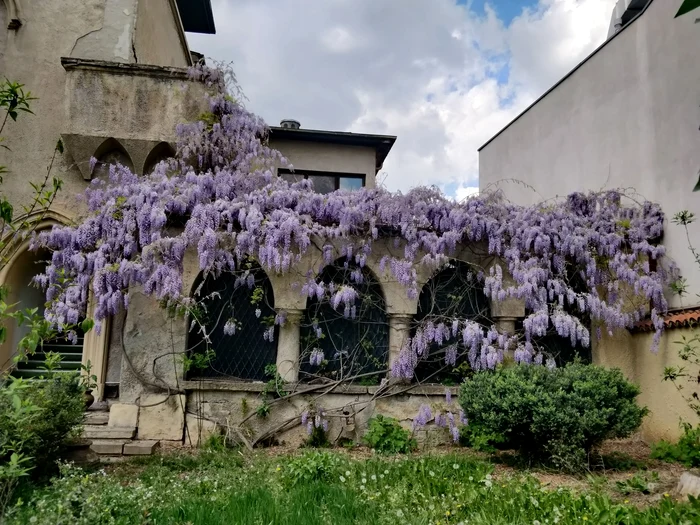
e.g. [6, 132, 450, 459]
[5, 449, 700, 524]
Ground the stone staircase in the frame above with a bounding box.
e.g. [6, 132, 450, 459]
[81, 404, 159, 459]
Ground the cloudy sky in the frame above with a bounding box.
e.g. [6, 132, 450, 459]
[187, 0, 616, 199]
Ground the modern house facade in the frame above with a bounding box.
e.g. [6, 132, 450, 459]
[479, 0, 700, 440]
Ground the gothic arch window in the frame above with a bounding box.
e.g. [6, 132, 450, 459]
[300, 257, 389, 382]
[143, 142, 175, 175]
[413, 260, 491, 384]
[92, 138, 134, 180]
[186, 263, 277, 381]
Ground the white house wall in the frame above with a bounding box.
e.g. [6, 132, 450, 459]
[478, 0, 700, 306]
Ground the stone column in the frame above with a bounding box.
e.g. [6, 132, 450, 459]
[387, 313, 413, 374]
[494, 317, 517, 335]
[276, 308, 303, 383]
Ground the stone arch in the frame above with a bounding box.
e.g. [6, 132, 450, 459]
[300, 257, 389, 382]
[186, 263, 278, 381]
[0, 213, 111, 395]
[412, 259, 491, 383]
[92, 137, 134, 179]
[143, 141, 175, 175]
[2, 0, 20, 29]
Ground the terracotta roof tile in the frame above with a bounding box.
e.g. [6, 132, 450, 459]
[633, 307, 700, 332]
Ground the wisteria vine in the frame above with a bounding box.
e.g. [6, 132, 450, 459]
[33, 63, 674, 381]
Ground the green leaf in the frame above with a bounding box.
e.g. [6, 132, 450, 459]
[0, 198, 13, 223]
[693, 168, 700, 192]
[81, 318, 95, 333]
[55, 138, 64, 154]
[676, 0, 700, 17]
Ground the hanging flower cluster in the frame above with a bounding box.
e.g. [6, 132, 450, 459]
[301, 407, 329, 435]
[34, 63, 674, 380]
[413, 389, 468, 443]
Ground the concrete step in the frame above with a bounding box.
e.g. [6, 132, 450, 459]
[84, 411, 109, 426]
[90, 439, 130, 456]
[89, 439, 159, 457]
[83, 425, 135, 440]
[124, 440, 159, 456]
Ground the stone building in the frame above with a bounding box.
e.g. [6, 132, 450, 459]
[478, 0, 700, 441]
[0, 0, 531, 454]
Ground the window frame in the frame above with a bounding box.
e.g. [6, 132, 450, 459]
[277, 168, 366, 193]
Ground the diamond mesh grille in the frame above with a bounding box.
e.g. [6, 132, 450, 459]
[300, 259, 388, 382]
[187, 266, 277, 381]
[413, 260, 491, 383]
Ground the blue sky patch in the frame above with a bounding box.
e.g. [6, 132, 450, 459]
[460, 0, 539, 26]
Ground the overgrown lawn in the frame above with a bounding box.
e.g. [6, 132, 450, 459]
[5, 449, 700, 524]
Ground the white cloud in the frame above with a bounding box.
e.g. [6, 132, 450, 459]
[187, 0, 615, 196]
[455, 185, 480, 201]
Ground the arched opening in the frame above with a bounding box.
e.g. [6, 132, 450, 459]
[516, 317, 592, 367]
[0, 247, 85, 377]
[0, 2, 8, 61]
[143, 141, 176, 175]
[186, 263, 278, 381]
[300, 258, 389, 383]
[413, 260, 491, 384]
[92, 138, 134, 179]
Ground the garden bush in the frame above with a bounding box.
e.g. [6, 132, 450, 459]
[362, 415, 416, 454]
[459, 361, 648, 470]
[651, 423, 700, 467]
[0, 373, 85, 477]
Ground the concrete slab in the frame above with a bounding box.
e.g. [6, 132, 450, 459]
[123, 440, 159, 455]
[83, 425, 135, 439]
[108, 403, 139, 428]
[89, 440, 127, 455]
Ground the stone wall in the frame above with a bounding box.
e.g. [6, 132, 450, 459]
[183, 382, 457, 448]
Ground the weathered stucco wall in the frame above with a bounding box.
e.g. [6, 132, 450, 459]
[270, 139, 378, 188]
[478, 0, 700, 306]
[134, 0, 190, 67]
[184, 383, 455, 448]
[594, 327, 700, 442]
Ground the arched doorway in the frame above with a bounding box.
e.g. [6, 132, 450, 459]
[186, 263, 278, 381]
[300, 258, 389, 382]
[0, 247, 85, 377]
[413, 260, 491, 384]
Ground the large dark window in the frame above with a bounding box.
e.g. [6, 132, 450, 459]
[300, 258, 388, 383]
[278, 169, 365, 194]
[187, 264, 277, 381]
[413, 260, 491, 384]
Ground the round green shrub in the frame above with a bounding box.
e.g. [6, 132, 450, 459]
[459, 362, 648, 470]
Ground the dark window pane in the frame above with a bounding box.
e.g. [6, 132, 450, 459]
[308, 175, 336, 194]
[339, 177, 363, 191]
[281, 173, 304, 184]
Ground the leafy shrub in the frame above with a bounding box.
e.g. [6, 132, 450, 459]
[459, 362, 648, 470]
[362, 415, 416, 454]
[283, 451, 347, 486]
[651, 423, 700, 467]
[458, 422, 506, 452]
[1, 373, 85, 477]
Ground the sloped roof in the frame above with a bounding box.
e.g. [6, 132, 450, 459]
[633, 306, 700, 332]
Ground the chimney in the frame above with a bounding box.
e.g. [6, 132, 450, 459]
[280, 119, 301, 130]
